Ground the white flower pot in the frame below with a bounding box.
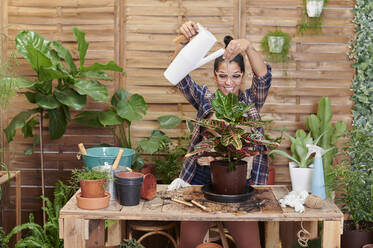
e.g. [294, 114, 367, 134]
[289, 162, 313, 192]
[268, 36, 285, 54]
[306, 0, 324, 18]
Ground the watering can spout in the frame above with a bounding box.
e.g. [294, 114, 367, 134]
[192, 48, 225, 70]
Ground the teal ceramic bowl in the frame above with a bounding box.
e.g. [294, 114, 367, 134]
[82, 147, 135, 170]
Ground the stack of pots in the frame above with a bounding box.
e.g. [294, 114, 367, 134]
[76, 178, 111, 210]
[114, 171, 144, 206]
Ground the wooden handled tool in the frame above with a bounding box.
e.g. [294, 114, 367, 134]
[173, 34, 189, 45]
[111, 149, 124, 170]
[191, 200, 207, 211]
[78, 143, 87, 155]
[171, 198, 193, 207]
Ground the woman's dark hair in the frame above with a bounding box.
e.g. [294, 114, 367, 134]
[214, 35, 245, 73]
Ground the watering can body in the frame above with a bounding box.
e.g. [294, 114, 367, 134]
[164, 24, 225, 85]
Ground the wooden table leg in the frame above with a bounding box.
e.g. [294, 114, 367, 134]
[265, 221, 282, 248]
[322, 221, 341, 248]
[63, 218, 86, 248]
[86, 219, 105, 248]
[304, 221, 318, 239]
[15, 171, 21, 241]
[106, 220, 122, 247]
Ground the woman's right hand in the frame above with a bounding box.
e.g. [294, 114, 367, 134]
[179, 21, 199, 40]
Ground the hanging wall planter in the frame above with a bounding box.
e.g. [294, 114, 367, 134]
[261, 30, 291, 63]
[306, 0, 324, 17]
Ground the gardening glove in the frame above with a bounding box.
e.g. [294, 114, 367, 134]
[279, 190, 309, 213]
[168, 178, 191, 191]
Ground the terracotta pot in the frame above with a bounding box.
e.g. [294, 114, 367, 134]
[141, 173, 157, 200]
[210, 160, 247, 195]
[80, 178, 106, 198]
[76, 192, 110, 210]
[267, 165, 275, 185]
[196, 243, 222, 248]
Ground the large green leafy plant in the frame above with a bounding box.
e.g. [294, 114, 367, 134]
[3, 28, 123, 152]
[305, 97, 347, 197]
[186, 90, 279, 171]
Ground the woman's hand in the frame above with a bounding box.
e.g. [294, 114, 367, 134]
[223, 39, 253, 61]
[179, 21, 199, 40]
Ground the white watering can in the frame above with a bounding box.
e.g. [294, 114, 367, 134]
[164, 23, 225, 85]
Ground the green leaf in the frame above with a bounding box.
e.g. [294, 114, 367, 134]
[74, 80, 109, 102]
[306, 114, 320, 140]
[25, 92, 36, 103]
[138, 130, 168, 154]
[221, 126, 245, 149]
[24, 146, 33, 155]
[269, 150, 300, 166]
[73, 111, 101, 127]
[72, 27, 88, 69]
[48, 108, 67, 139]
[21, 117, 39, 138]
[117, 94, 147, 121]
[317, 97, 332, 129]
[3, 109, 38, 142]
[54, 87, 86, 110]
[79, 71, 112, 81]
[111, 88, 130, 107]
[15, 30, 52, 72]
[38, 65, 66, 82]
[331, 121, 347, 145]
[211, 90, 249, 122]
[158, 115, 181, 129]
[82, 61, 124, 72]
[14, 77, 37, 89]
[35, 93, 60, 109]
[51, 40, 77, 74]
[99, 111, 123, 126]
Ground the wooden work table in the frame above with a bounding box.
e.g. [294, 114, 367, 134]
[59, 185, 343, 248]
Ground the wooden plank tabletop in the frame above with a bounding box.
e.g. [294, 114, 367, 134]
[60, 185, 343, 222]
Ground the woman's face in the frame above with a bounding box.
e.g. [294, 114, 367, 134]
[214, 61, 243, 95]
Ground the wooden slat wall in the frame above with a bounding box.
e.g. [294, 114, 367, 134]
[2, 0, 118, 232]
[242, 0, 354, 184]
[1, 0, 354, 233]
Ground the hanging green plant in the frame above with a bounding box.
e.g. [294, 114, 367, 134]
[261, 30, 291, 63]
[298, 0, 328, 35]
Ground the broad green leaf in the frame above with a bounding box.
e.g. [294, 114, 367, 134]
[48, 108, 67, 139]
[3, 109, 38, 142]
[51, 41, 77, 74]
[16, 30, 52, 72]
[82, 61, 124, 72]
[34, 81, 52, 94]
[138, 130, 168, 154]
[99, 111, 123, 126]
[111, 88, 130, 107]
[21, 117, 39, 138]
[72, 27, 88, 68]
[74, 80, 109, 102]
[306, 114, 320, 140]
[73, 111, 101, 127]
[158, 115, 181, 129]
[61, 104, 71, 121]
[14, 77, 37, 89]
[331, 121, 347, 145]
[54, 87, 86, 110]
[35, 93, 60, 109]
[38, 66, 66, 82]
[25, 92, 36, 103]
[221, 127, 245, 149]
[117, 94, 147, 121]
[79, 71, 112, 81]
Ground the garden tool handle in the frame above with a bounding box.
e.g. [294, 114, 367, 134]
[78, 143, 87, 155]
[111, 149, 124, 170]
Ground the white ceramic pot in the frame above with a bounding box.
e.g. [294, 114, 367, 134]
[289, 162, 313, 192]
[268, 36, 285, 54]
[306, 0, 324, 18]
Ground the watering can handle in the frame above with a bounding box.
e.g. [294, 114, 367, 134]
[193, 48, 225, 70]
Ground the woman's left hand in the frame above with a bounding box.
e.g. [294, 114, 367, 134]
[223, 39, 253, 61]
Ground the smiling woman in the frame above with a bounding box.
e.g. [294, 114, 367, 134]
[168, 20, 272, 248]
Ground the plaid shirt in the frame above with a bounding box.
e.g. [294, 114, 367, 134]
[176, 64, 272, 185]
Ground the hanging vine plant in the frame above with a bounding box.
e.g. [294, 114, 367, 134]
[261, 30, 291, 63]
[298, 0, 328, 35]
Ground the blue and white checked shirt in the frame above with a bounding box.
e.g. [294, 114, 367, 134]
[176, 64, 272, 185]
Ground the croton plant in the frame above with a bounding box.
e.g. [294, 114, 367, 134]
[186, 90, 280, 171]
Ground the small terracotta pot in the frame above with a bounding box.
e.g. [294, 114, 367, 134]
[76, 192, 110, 210]
[196, 243, 223, 248]
[141, 173, 157, 200]
[267, 165, 275, 185]
[80, 178, 106, 198]
[210, 160, 247, 195]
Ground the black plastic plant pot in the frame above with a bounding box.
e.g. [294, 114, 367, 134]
[114, 171, 144, 206]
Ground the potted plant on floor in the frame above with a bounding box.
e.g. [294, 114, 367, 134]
[261, 30, 291, 63]
[330, 126, 373, 248]
[70, 168, 112, 209]
[185, 90, 280, 195]
[269, 129, 323, 192]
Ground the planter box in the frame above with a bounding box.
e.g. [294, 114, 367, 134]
[306, 0, 324, 18]
[268, 36, 285, 54]
[289, 162, 313, 192]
